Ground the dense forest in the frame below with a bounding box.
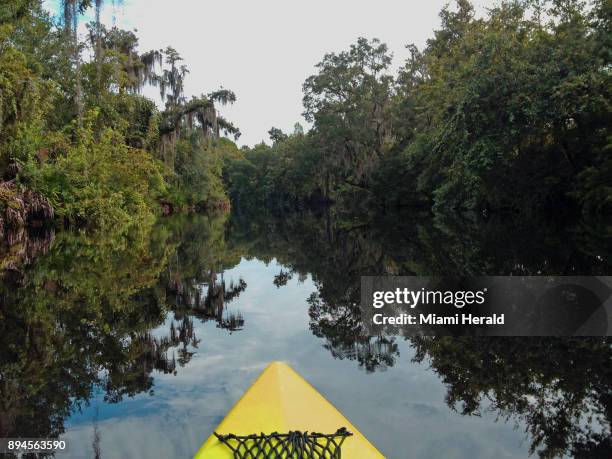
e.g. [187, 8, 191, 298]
[0, 0, 242, 234]
[1, 2, 610, 457]
[226, 0, 611, 215]
[1, 0, 610, 238]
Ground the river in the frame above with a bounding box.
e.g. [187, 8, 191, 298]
[0, 210, 610, 458]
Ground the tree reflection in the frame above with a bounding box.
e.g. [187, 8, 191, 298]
[307, 291, 399, 373]
[229, 209, 612, 457]
[103, 317, 201, 404]
[0, 214, 245, 443]
[0, 226, 54, 281]
[0, 221, 169, 440]
[1, 208, 610, 458]
[231, 210, 611, 369]
[410, 336, 611, 458]
[161, 215, 247, 333]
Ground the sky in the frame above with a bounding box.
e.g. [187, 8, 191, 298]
[46, 0, 498, 146]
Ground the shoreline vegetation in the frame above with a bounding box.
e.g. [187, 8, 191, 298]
[1, 0, 242, 239]
[224, 0, 611, 216]
[0, 2, 610, 456]
[1, 0, 610, 244]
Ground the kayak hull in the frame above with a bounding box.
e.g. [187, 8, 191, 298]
[193, 361, 385, 458]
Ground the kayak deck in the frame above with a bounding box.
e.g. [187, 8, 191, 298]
[194, 361, 385, 458]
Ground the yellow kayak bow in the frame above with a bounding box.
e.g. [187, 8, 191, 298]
[193, 361, 385, 458]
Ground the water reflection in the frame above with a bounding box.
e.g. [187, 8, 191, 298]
[0, 216, 242, 445]
[160, 216, 247, 333]
[227, 209, 612, 457]
[0, 226, 54, 282]
[410, 336, 611, 458]
[0, 210, 610, 458]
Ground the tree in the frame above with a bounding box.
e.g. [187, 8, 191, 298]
[303, 37, 396, 196]
[268, 127, 288, 144]
[61, 0, 92, 125]
[387, 0, 611, 213]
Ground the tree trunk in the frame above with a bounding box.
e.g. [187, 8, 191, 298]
[72, 2, 83, 127]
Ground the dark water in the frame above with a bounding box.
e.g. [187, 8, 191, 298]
[0, 211, 610, 458]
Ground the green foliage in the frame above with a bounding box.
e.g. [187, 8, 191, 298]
[0, 2, 239, 231]
[224, 127, 327, 211]
[25, 114, 165, 229]
[0, 23, 55, 169]
[168, 134, 228, 210]
[2, 0, 610, 225]
[570, 136, 612, 213]
[303, 37, 395, 197]
[405, 0, 611, 213]
[229, 1, 610, 216]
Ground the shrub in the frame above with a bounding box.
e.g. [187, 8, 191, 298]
[26, 115, 165, 229]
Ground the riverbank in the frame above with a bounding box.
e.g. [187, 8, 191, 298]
[0, 180, 53, 228]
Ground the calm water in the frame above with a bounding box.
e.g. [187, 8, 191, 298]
[1, 211, 610, 458]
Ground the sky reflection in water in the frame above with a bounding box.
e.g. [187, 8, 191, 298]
[61, 258, 529, 459]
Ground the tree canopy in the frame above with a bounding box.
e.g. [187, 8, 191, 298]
[226, 0, 611, 216]
[0, 0, 241, 234]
